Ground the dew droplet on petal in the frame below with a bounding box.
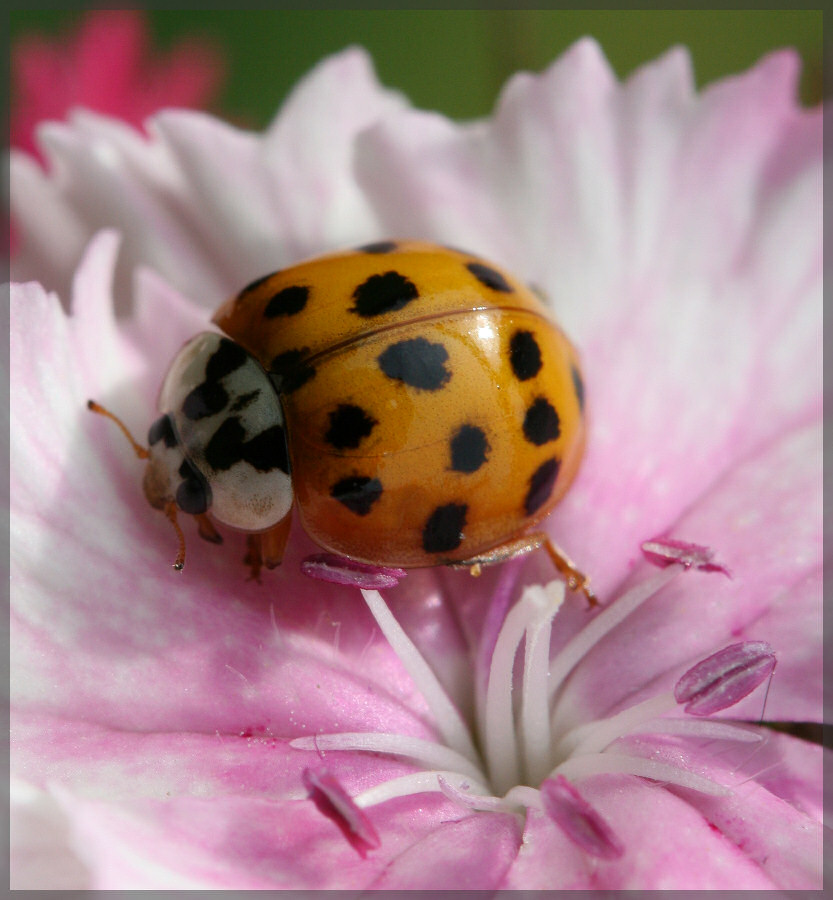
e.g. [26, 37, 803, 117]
[674, 641, 776, 716]
[641, 537, 731, 576]
[540, 775, 625, 859]
[302, 767, 381, 856]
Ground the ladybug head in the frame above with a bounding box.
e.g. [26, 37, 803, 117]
[144, 332, 293, 535]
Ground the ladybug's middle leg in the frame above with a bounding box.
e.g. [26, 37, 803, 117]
[195, 513, 223, 545]
[244, 513, 293, 580]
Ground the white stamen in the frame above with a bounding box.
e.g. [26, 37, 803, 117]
[361, 590, 479, 763]
[475, 560, 522, 724]
[290, 732, 484, 782]
[353, 770, 491, 809]
[437, 776, 512, 813]
[485, 584, 555, 793]
[548, 567, 681, 729]
[436, 779, 541, 820]
[521, 581, 565, 785]
[503, 784, 545, 810]
[641, 719, 763, 743]
[556, 693, 676, 758]
[555, 693, 764, 761]
[552, 751, 729, 796]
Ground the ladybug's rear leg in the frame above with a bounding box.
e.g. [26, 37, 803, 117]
[244, 514, 293, 580]
[454, 533, 596, 606]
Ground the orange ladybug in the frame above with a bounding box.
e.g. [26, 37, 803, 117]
[91, 241, 591, 597]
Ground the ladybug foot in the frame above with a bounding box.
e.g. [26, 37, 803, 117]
[244, 538, 264, 583]
[540, 537, 597, 607]
[302, 554, 407, 590]
[455, 532, 596, 606]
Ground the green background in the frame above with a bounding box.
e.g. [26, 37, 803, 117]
[9, 10, 824, 126]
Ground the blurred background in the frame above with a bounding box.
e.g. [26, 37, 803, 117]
[9, 9, 824, 137]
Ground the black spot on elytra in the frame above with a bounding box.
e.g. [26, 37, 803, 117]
[264, 285, 309, 318]
[182, 339, 249, 420]
[176, 459, 211, 515]
[148, 414, 177, 448]
[571, 364, 585, 413]
[239, 272, 273, 296]
[467, 261, 512, 293]
[509, 330, 542, 381]
[525, 457, 560, 516]
[269, 348, 316, 394]
[325, 404, 377, 450]
[422, 503, 468, 554]
[206, 339, 248, 382]
[350, 270, 419, 317]
[357, 240, 398, 254]
[330, 476, 383, 516]
[241, 424, 289, 473]
[449, 424, 489, 473]
[230, 389, 260, 412]
[523, 397, 561, 446]
[204, 417, 289, 473]
[204, 418, 246, 470]
[182, 381, 228, 420]
[378, 337, 451, 391]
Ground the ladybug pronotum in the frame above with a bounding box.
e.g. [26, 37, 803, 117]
[91, 241, 592, 599]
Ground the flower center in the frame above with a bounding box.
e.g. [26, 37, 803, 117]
[291, 540, 773, 856]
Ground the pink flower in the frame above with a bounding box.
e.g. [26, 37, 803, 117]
[10, 43, 823, 889]
[11, 10, 223, 161]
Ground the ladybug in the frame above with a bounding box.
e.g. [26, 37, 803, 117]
[90, 241, 592, 598]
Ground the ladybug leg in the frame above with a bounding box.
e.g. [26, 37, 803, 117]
[245, 535, 264, 582]
[452, 534, 539, 569]
[454, 533, 596, 606]
[539, 536, 596, 606]
[245, 513, 293, 580]
[195, 513, 223, 544]
[260, 514, 293, 568]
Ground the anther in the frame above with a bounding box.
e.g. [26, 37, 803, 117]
[675, 641, 776, 716]
[541, 775, 624, 859]
[302, 767, 380, 857]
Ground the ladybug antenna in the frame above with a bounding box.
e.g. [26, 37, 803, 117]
[164, 501, 187, 571]
[87, 400, 149, 460]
